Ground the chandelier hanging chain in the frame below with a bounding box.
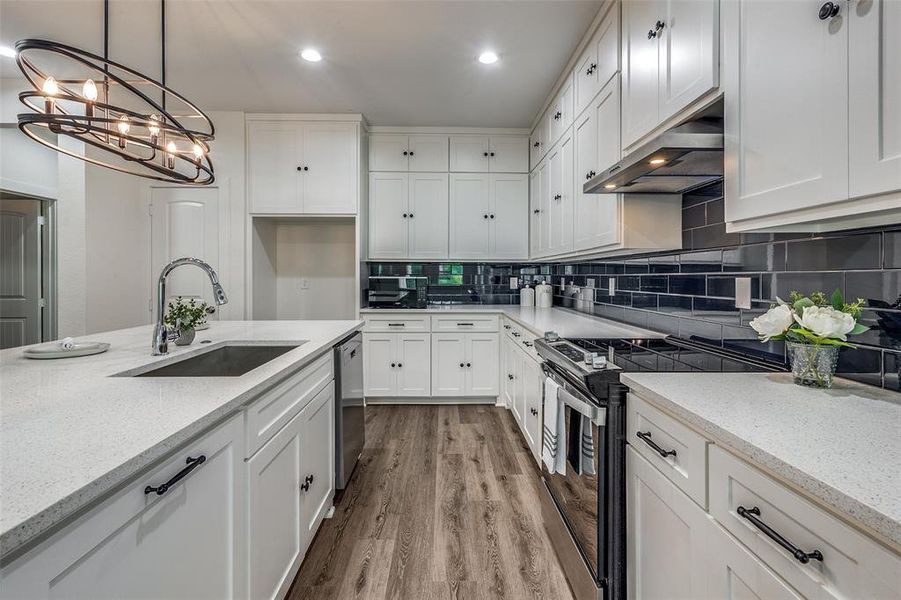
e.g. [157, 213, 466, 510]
[15, 0, 216, 185]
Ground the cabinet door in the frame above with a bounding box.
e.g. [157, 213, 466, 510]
[449, 173, 491, 258]
[247, 408, 303, 600]
[299, 383, 335, 549]
[529, 129, 543, 171]
[431, 333, 467, 396]
[0, 416, 245, 599]
[583, 76, 623, 250]
[303, 121, 358, 214]
[595, 4, 621, 91]
[490, 174, 529, 259]
[724, 0, 849, 223]
[548, 80, 573, 146]
[489, 136, 529, 173]
[248, 121, 302, 214]
[408, 173, 448, 259]
[449, 135, 490, 172]
[658, 0, 718, 123]
[538, 160, 551, 255]
[521, 355, 543, 462]
[622, 0, 663, 148]
[547, 133, 574, 254]
[368, 172, 409, 259]
[575, 38, 600, 117]
[369, 134, 409, 171]
[363, 333, 397, 396]
[466, 333, 499, 396]
[529, 168, 543, 257]
[396, 333, 431, 396]
[503, 336, 519, 415]
[849, 0, 901, 198]
[707, 520, 803, 600]
[408, 134, 449, 172]
[573, 108, 599, 250]
[626, 447, 708, 600]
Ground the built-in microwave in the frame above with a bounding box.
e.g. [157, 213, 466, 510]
[367, 276, 428, 309]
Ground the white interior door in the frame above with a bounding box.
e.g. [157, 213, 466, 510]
[0, 197, 42, 348]
[396, 333, 431, 396]
[408, 135, 449, 172]
[408, 173, 448, 259]
[724, 0, 849, 222]
[150, 187, 220, 312]
[849, 0, 901, 198]
[449, 173, 491, 258]
[368, 173, 409, 259]
[490, 174, 528, 259]
[302, 122, 357, 214]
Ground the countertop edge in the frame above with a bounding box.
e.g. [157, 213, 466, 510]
[620, 374, 901, 551]
[0, 323, 363, 560]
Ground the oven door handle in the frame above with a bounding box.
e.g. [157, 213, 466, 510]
[543, 367, 606, 426]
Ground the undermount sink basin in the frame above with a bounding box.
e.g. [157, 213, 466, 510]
[131, 343, 304, 377]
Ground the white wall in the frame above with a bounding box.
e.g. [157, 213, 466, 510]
[274, 219, 356, 320]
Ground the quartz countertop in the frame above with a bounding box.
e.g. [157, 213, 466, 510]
[0, 320, 362, 558]
[621, 372, 901, 548]
[360, 305, 663, 339]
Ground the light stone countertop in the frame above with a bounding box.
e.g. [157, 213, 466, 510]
[360, 305, 663, 339]
[0, 320, 362, 558]
[621, 372, 901, 548]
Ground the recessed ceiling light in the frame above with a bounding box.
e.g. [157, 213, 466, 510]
[649, 158, 666, 165]
[0, 45, 16, 58]
[300, 48, 322, 62]
[478, 51, 499, 65]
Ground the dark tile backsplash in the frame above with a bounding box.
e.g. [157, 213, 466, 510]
[366, 182, 901, 390]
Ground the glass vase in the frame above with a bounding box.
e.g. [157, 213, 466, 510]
[786, 342, 840, 388]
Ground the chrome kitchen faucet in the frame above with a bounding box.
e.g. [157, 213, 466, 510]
[152, 257, 228, 356]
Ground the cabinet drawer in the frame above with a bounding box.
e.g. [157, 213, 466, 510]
[363, 314, 430, 332]
[709, 446, 901, 600]
[430, 314, 499, 332]
[245, 352, 333, 457]
[627, 393, 708, 508]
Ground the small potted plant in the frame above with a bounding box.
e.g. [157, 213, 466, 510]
[749, 289, 869, 388]
[164, 297, 210, 346]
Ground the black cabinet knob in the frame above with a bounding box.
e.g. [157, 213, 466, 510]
[554, 194, 562, 200]
[818, 1, 840, 19]
[459, 362, 465, 368]
[483, 214, 489, 219]
[508, 374, 514, 380]
[655, 20, 665, 30]
[554, 111, 562, 120]
[489, 214, 495, 219]
[390, 362, 396, 367]
[409, 151, 414, 156]
[397, 363, 403, 368]
[466, 362, 471, 368]
[533, 209, 540, 214]
[409, 213, 414, 218]
[490, 152, 495, 156]
[403, 151, 408, 156]
[402, 213, 408, 218]
[648, 29, 657, 39]
[533, 141, 540, 148]
[297, 166, 303, 171]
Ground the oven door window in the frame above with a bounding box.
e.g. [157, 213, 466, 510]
[545, 402, 605, 581]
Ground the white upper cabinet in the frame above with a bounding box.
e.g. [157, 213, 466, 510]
[622, 0, 718, 148]
[548, 76, 574, 147]
[368, 172, 448, 260]
[547, 131, 574, 255]
[529, 126, 544, 171]
[369, 134, 449, 172]
[449, 173, 528, 259]
[723, 0, 849, 223]
[575, 3, 621, 117]
[849, 0, 901, 199]
[248, 118, 359, 215]
[450, 136, 529, 173]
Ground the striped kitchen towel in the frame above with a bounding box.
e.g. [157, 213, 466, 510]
[542, 377, 566, 474]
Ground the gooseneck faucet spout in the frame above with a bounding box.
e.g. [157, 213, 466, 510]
[152, 257, 229, 356]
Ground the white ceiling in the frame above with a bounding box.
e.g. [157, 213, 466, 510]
[0, 0, 603, 127]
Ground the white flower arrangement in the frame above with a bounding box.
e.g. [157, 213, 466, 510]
[749, 290, 869, 348]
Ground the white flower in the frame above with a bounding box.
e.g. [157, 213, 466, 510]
[794, 305, 856, 341]
[749, 304, 794, 341]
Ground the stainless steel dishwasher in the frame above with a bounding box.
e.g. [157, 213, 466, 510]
[334, 332, 364, 490]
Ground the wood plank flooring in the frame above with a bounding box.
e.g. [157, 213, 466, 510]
[287, 405, 575, 600]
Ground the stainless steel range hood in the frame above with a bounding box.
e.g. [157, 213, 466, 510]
[584, 118, 723, 195]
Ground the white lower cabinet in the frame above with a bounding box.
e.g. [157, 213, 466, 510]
[431, 332, 499, 397]
[626, 446, 709, 600]
[362, 332, 431, 397]
[501, 324, 543, 463]
[0, 415, 247, 600]
[298, 383, 336, 544]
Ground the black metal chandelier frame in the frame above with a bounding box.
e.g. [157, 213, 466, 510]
[15, 0, 216, 185]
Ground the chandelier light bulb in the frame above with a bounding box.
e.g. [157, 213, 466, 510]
[82, 79, 97, 118]
[42, 77, 58, 114]
[166, 140, 177, 169]
[148, 114, 161, 143]
[117, 115, 130, 148]
[192, 143, 204, 165]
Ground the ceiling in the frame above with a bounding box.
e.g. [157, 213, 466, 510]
[0, 0, 603, 127]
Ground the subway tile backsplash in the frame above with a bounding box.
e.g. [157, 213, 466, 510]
[367, 182, 901, 390]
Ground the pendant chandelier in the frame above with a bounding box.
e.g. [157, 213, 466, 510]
[15, 0, 215, 185]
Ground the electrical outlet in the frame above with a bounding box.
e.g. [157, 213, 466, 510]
[735, 277, 752, 309]
[509, 276, 518, 290]
[587, 278, 596, 288]
[608, 277, 616, 296]
[299, 278, 310, 290]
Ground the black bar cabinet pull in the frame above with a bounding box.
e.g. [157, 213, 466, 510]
[144, 455, 206, 496]
[737, 506, 824, 564]
[388, 323, 405, 327]
[457, 322, 474, 326]
[636, 431, 676, 458]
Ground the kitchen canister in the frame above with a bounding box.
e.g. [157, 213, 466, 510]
[536, 281, 553, 308]
[520, 285, 535, 307]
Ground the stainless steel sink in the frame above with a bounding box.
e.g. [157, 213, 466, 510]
[128, 343, 304, 377]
